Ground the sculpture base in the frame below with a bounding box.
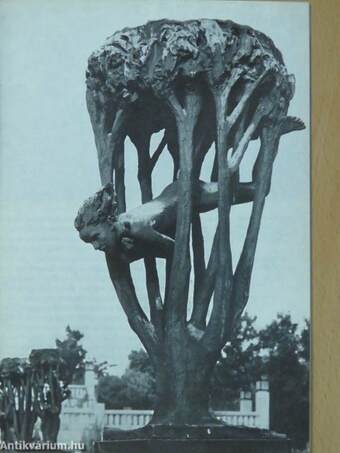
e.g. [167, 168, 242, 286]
[94, 438, 291, 453]
[96, 425, 291, 453]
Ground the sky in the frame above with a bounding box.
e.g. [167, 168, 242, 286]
[0, 0, 310, 375]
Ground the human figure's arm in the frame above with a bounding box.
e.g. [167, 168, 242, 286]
[124, 222, 174, 258]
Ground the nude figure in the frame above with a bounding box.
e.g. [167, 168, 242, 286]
[75, 174, 270, 263]
[75, 180, 219, 262]
[75, 116, 305, 263]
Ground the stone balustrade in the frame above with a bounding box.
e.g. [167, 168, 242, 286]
[104, 408, 261, 431]
[58, 362, 270, 445]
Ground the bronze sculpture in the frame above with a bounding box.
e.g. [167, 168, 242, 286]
[76, 19, 305, 438]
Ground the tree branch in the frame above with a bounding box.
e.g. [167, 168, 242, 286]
[192, 211, 206, 304]
[145, 257, 164, 335]
[228, 101, 274, 173]
[150, 133, 167, 172]
[167, 92, 186, 119]
[134, 133, 164, 337]
[227, 68, 273, 127]
[105, 253, 158, 357]
[202, 92, 233, 351]
[113, 137, 126, 214]
[192, 100, 215, 179]
[86, 89, 128, 186]
[136, 135, 153, 203]
[227, 121, 258, 173]
[167, 132, 180, 181]
[108, 109, 128, 190]
[86, 90, 112, 185]
[165, 89, 202, 324]
[190, 226, 219, 329]
[219, 67, 244, 119]
[231, 126, 280, 325]
[192, 71, 276, 345]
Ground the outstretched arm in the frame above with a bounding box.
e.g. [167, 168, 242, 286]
[128, 224, 175, 258]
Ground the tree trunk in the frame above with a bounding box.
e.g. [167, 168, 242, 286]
[41, 412, 60, 443]
[151, 332, 220, 426]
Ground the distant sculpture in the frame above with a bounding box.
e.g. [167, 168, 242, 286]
[0, 329, 85, 443]
[76, 19, 305, 429]
[0, 351, 67, 443]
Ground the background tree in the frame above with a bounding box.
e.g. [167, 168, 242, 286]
[259, 315, 310, 450]
[81, 19, 305, 427]
[93, 360, 115, 380]
[97, 350, 156, 410]
[56, 326, 87, 385]
[212, 314, 310, 449]
[210, 313, 262, 410]
[97, 375, 127, 410]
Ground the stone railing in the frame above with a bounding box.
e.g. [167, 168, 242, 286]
[214, 411, 257, 428]
[58, 364, 270, 445]
[105, 409, 153, 430]
[104, 381, 270, 431]
[104, 409, 259, 430]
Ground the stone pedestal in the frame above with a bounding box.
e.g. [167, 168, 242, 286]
[98, 424, 291, 453]
[94, 438, 291, 453]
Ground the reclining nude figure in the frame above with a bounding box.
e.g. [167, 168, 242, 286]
[75, 115, 303, 263]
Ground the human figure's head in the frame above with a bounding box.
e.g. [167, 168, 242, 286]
[74, 184, 118, 252]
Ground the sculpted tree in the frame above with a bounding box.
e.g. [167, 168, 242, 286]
[0, 351, 69, 443]
[75, 19, 304, 427]
[0, 329, 86, 443]
[32, 329, 86, 441]
[0, 358, 36, 442]
[29, 349, 68, 443]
